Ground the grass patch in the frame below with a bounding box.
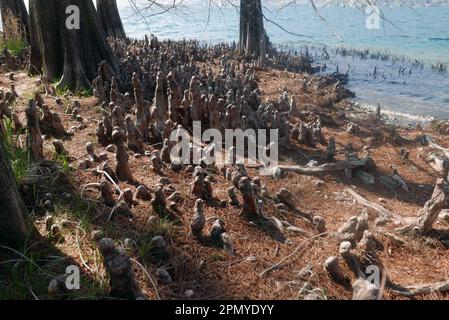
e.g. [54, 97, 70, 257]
[150, 214, 178, 237]
[0, 196, 108, 299]
[136, 216, 178, 263]
[1, 118, 29, 183]
[0, 247, 55, 299]
[54, 79, 93, 98]
[54, 153, 72, 175]
[0, 37, 27, 56]
[0, 241, 106, 299]
[53, 196, 95, 233]
[76, 87, 93, 98]
[209, 252, 226, 262]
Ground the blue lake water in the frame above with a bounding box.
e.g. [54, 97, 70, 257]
[119, 4, 449, 121]
[122, 4, 449, 64]
[1, 3, 446, 120]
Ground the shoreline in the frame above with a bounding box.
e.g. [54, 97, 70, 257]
[348, 100, 437, 128]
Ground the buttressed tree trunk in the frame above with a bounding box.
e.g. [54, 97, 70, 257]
[0, 141, 29, 248]
[0, 0, 30, 43]
[28, 0, 62, 79]
[239, 0, 268, 58]
[29, 0, 120, 92]
[96, 0, 126, 39]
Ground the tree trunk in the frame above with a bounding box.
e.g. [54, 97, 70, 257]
[29, 0, 120, 92]
[28, 0, 62, 79]
[0, 0, 29, 43]
[58, 0, 120, 91]
[0, 140, 29, 248]
[239, 0, 248, 55]
[239, 0, 268, 58]
[400, 179, 447, 235]
[96, 0, 126, 39]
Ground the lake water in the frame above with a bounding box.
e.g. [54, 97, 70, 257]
[119, 4, 449, 122]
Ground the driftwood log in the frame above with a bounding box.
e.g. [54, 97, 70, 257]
[390, 280, 449, 297]
[345, 188, 409, 224]
[399, 179, 447, 235]
[426, 134, 449, 158]
[271, 157, 372, 178]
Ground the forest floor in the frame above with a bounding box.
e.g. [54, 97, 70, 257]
[1, 63, 449, 300]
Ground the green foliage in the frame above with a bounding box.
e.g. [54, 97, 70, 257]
[54, 80, 93, 98]
[1, 118, 29, 183]
[152, 214, 177, 237]
[54, 153, 71, 174]
[76, 87, 93, 98]
[53, 78, 70, 97]
[0, 240, 105, 299]
[0, 37, 27, 57]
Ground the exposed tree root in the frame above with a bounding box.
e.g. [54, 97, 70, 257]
[258, 232, 330, 277]
[398, 179, 447, 235]
[390, 280, 449, 297]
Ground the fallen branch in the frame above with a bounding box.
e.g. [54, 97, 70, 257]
[272, 158, 371, 176]
[344, 188, 409, 224]
[130, 258, 160, 300]
[211, 258, 247, 273]
[259, 232, 330, 277]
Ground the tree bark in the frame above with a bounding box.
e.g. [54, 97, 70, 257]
[29, 0, 120, 92]
[58, 0, 120, 91]
[96, 0, 126, 39]
[0, 140, 29, 248]
[0, 0, 29, 43]
[239, 0, 268, 58]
